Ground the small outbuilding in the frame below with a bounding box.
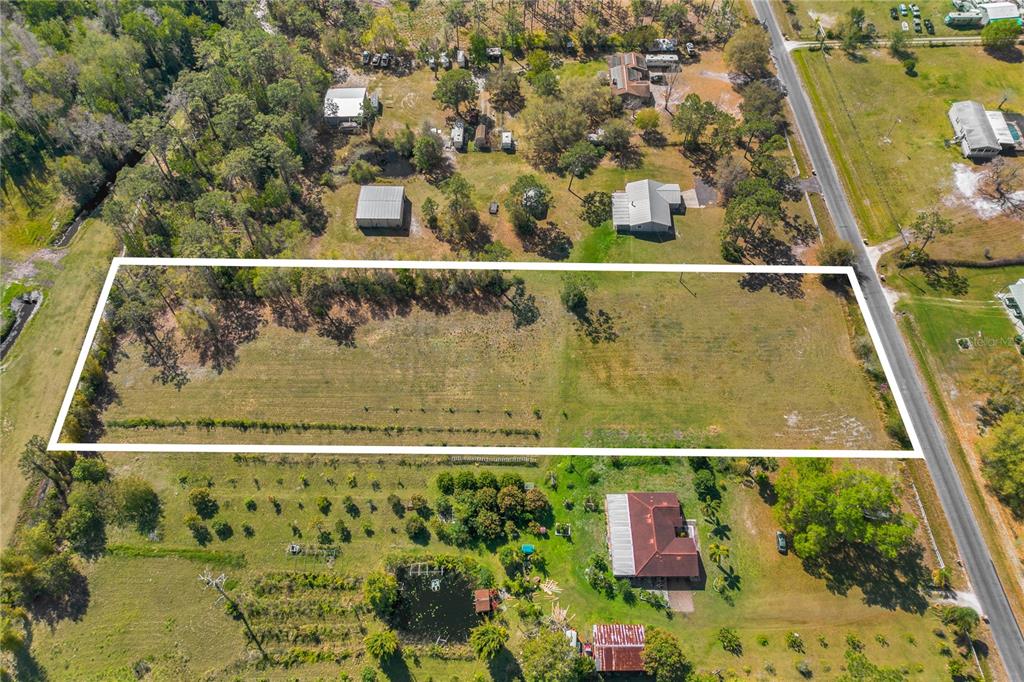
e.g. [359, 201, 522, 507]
[486, 47, 504, 62]
[451, 125, 466, 151]
[473, 588, 495, 614]
[355, 185, 406, 229]
[474, 124, 489, 150]
[592, 624, 646, 673]
[501, 131, 514, 152]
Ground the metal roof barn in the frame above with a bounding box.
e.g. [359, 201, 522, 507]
[355, 185, 405, 228]
[592, 624, 646, 672]
[324, 87, 367, 124]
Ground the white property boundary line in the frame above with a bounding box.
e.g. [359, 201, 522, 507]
[48, 257, 923, 459]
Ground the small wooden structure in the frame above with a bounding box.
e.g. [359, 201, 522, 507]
[474, 588, 495, 614]
[474, 124, 489, 150]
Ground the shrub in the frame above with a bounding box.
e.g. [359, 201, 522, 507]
[363, 572, 399, 617]
[244, 498, 257, 512]
[185, 514, 211, 544]
[213, 520, 233, 541]
[343, 496, 359, 517]
[718, 627, 742, 655]
[436, 471, 455, 494]
[349, 159, 379, 184]
[242, 523, 255, 538]
[316, 496, 332, 515]
[795, 660, 812, 678]
[405, 516, 428, 540]
[364, 628, 400, 660]
[335, 519, 352, 542]
[188, 488, 219, 519]
[454, 470, 477, 491]
[786, 632, 805, 653]
[71, 457, 108, 483]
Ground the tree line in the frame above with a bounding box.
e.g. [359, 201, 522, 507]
[1, 438, 162, 674]
[64, 265, 542, 442]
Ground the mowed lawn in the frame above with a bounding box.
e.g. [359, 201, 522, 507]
[97, 271, 895, 450]
[28, 455, 960, 681]
[0, 218, 119, 544]
[794, 46, 1024, 255]
[778, 0, 980, 40]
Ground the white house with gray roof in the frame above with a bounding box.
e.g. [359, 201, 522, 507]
[324, 87, 368, 127]
[948, 100, 1024, 160]
[611, 179, 682, 234]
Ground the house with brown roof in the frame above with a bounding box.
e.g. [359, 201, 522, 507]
[607, 52, 652, 108]
[592, 624, 646, 673]
[605, 492, 699, 579]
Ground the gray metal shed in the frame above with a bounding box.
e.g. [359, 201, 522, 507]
[356, 185, 405, 229]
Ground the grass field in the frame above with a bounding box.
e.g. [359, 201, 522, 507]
[887, 264, 1024, 627]
[778, 0, 982, 40]
[0, 218, 118, 544]
[794, 45, 1024, 253]
[89, 269, 898, 451]
[0, 175, 76, 260]
[25, 454, 970, 681]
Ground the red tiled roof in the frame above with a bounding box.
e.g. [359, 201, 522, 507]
[627, 492, 699, 578]
[592, 624, 646, 672]
[474, 589, 492, 613]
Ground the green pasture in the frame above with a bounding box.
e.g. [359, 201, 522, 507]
[96, 271, 896, 451]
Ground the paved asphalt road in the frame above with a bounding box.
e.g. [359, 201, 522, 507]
[751, 2, 1024, 679]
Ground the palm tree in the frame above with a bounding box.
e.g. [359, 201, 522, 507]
[364, 629, 400, 660]
[470, 622, 509, 660]
[932, 567, 953, 591]
[708, 542, 730, 565]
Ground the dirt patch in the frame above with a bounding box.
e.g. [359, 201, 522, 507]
[944, 163, 1024, 220]
[2, 248, 66, 283]
[667, 589, 694, 613]
[778, 411, 873, 448]
[807, 9, 839, 30]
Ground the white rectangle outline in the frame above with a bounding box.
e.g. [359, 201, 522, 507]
[48, 257, 922, 459]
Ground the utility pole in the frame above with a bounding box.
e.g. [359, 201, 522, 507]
[199, 570, 267, 658]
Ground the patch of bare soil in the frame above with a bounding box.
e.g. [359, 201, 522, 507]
[777, 411, 872, 448]
[2, 248, 65, 283]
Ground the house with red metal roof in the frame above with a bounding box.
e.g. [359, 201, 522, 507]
[605, 492, 700, 579]
[592, 624, 646, 673]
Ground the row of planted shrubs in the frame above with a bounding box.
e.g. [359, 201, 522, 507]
[251, 571, 360, 596]
[106, 417, 541, 439]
